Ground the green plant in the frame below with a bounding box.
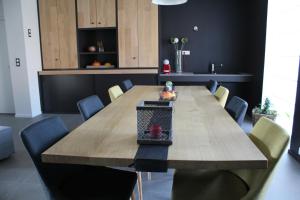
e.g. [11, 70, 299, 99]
[253, 98, 277, 115]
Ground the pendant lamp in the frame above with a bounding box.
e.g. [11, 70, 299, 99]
[152, 0, 188, 6]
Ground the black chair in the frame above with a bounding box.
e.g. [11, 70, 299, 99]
[225, 96, 248, 126]
[77, 95, 104, 121]
[20, 117, 137, 200]
[121, 79, 134, 92]
[206, 80, 218, 94]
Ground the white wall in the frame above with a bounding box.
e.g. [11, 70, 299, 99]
[21, 0, 42, 116]
[3, 0, 42, 118]
[0, 0, 15, 113]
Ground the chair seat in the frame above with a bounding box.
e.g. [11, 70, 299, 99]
[51, 165, 137, 200]
[172, 170, 248, 200]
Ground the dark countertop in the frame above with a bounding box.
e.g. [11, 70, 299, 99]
[159, 72, 253, 83]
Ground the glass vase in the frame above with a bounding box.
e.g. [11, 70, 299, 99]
[175, 50, 182, 73]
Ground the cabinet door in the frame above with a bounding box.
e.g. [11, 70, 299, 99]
[118, 0, 139, 68]
[77, 0, 97, 28]
[39, 0, 60, 69]
[138, 0, 158, 68]
[96, 0, 116, 27]
[57, 0, 78, 68]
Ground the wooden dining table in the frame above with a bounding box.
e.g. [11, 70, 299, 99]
[42, 86, 267, 170]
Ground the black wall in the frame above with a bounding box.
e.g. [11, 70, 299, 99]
[289, 59, 300, 161]
[160, 0, 267, 73]
[160, 0, 268, 107]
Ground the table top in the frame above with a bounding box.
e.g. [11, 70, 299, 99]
[42, 86, 267, 169]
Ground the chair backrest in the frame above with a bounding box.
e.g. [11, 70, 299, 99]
[121, 79, 134, 92]
[214, 86, 229, 107]
[77, 95, 104, 121]
[108, 85, 124, 102]
[206, 80, 218, 94]
[232, 117, 289, 200]
[225, 96, 248, 126]
[20, 117, 69, 182]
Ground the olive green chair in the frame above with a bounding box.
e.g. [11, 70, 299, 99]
[214, 86, 229, 107]
[108, 85, 124, 102]
[172, 117, 289, 200]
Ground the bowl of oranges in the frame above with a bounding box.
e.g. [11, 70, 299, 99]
[160, 81, 177, 101]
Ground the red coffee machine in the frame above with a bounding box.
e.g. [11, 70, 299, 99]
[163, 59, 171, 74]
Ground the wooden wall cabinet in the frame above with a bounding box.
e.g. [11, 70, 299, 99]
[77, 0, 116, 28]
[138, 0, 159, 68]
[118, 0, 158, 68]
[118, 0, 139, 68]
[39, 0, 78, 69]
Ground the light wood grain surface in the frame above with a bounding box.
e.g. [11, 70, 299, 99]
[57, 0, 78, 69]
[96, 0, 116, 27]
[38, 69, 158, 76]
[138, 0, 158, 68]
[77, 0, 97, 28]
[39, 0, 78, 69]
[42, 86, 267, 169]
[39, 0, 60, 69]
[77, 0, 116, 28]
[118, 0, 139, 68]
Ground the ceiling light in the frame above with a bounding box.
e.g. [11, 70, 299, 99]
[152, 0, 188, 6]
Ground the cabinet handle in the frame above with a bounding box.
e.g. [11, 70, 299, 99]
[98, 22, 101, 24]
[91, 22, 95, 24]
[133, 57, 136, 60]
[55, 58, 59, 61]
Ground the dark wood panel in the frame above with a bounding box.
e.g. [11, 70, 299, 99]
[40, 74, 157, 113]
[40, 75, 95, 113]
[39, 73, 253, 113]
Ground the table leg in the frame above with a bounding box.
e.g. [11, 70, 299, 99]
[147, 172, 151, 181]
[131, 191, 136, 200]
[137, 172, 143, 200]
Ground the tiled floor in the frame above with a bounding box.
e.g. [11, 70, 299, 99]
[0, 114, 300, 200]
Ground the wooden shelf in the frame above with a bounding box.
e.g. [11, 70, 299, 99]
[39, 69, 159, 75]
[79, 52, 117, 55]
[78, 27, 117, 31]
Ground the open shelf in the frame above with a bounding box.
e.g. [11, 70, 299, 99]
[78, 28, 118, 68]
[79, 51, 117, 55]
[79, 54, 117, 68]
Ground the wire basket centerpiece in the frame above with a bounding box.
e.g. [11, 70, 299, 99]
[136, 101, 173, 145]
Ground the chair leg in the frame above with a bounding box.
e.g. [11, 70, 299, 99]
[147, 172, 151, 181]
[137, 172, 143, 200]
[130, 191, 136, 200]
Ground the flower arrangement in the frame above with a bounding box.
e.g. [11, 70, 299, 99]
[170, 37, 189, 51]
[170, 37, 189, 73]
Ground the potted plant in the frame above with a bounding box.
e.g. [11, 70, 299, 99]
[252, 98, 277, 125]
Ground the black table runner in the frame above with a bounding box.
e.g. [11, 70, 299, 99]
[134, 145, 169, 172]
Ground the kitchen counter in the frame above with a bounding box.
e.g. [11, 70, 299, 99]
[158, 72, 253, 83]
